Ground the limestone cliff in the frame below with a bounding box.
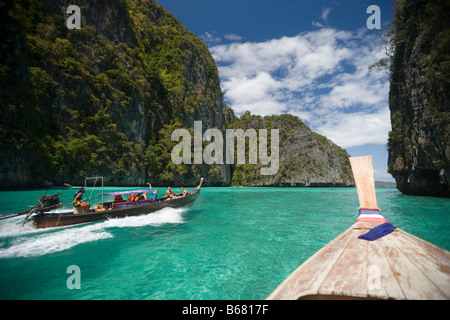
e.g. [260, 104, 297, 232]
[0, 0, 233, 188]
[230, 113, 354, 187]
[387, 0, 450, 197]
[0, 0, 353, 189]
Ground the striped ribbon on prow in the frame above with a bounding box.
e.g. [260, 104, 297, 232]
[356, 207, 388, 223]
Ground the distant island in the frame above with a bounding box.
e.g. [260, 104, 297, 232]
[374, 181, 396, 188]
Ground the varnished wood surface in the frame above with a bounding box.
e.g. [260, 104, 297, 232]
[349, 156, 378, 210]
[267, 156, 450, 300]
[267, 222, 450, 300]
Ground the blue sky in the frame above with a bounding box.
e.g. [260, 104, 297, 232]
[157, 0, 396, 181]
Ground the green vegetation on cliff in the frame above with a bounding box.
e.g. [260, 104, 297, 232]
[229, 113, 353, 187]
[0, 0, 353, 189]
[385, 0, 450, 197]
[0, 0, 232, 187]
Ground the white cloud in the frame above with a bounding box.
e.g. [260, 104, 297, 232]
[209, 27, 390, 149]
[314, 107, 391, 148]
[374, 168, 395, 182]
[200, 32, 243, 45]
[313, 7, 332, 28]
[200, 31, 221, 44]
[312, 21, 324, 28]
[319, 80, 388, 111]
[222, 72, 285, 115]
[224, 34, 242, 41]
[321, 7, 332, 22]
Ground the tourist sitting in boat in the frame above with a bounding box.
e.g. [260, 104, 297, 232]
[181, 187, 187, 197]
[126, 193, 142, 202]
[139, 192, 148, 201]
[113, 195, 124, 203]
[166, 186, 175, 199]
[150, 190, 157, 202]
[147, 182, 158, 203]
[73, 187, 90, 212]
[126, 193, 136, 202]
[95, 204, 106, 212]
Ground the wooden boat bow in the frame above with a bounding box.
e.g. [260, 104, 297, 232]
[267, 156, 450, 300]
[31, 179, 204, 229]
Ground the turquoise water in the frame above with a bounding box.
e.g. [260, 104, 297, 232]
[0, 186, 449, 299]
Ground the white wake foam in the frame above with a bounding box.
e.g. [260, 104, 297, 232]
[0, 207, 186, 258]
[0, 226, 113, 259]
[0, 216, 43, 238]
[101, 207, 185, 228]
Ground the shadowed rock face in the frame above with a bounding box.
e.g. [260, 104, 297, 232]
[387, 0, 450, 197]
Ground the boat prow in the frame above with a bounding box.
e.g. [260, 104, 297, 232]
[267, 156, 450, 300]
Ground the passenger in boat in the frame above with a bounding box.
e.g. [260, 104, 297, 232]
[147, 182, 158, 203]
[150, 190, 158, 202]
[127, 193, 141, 202]
[113, 195, 124, 203]
[126, 193, 136, 202]
[139, 192, 148, 200]
[166, 186, 175, 199]
[95, 204, 106, 212]
[73, 187, 90, 211]
[181, 187, 187, 197]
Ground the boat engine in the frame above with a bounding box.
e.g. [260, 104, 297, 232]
[37, 192, 62, 211]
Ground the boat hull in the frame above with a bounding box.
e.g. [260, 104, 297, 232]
[267, 221, 450, 300]
[32, 189, 199, 229]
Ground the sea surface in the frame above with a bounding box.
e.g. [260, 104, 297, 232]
[0, 186, 449, 299]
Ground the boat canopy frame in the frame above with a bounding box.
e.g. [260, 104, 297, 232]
[97, 189, 150, 197]
[83, 176, 104, 207]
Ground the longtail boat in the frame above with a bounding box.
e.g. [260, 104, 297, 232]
[267, 156, 450, 300]
[30, 178, 203, 229]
